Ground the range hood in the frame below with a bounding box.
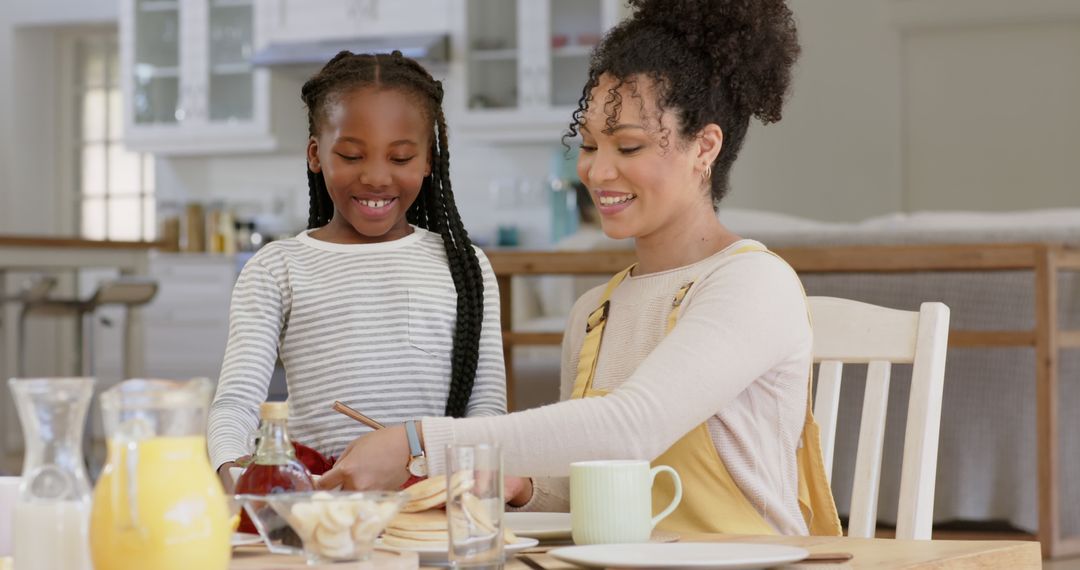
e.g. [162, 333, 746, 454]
[251, 34, 449, 67]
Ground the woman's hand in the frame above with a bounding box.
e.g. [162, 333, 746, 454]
[317, 425, 411, 491]
[505, 476, 534, 507]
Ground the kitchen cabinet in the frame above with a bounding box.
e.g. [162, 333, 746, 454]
[120, 0, 287, 154]
[451, 0, 628, 142]
[142, 253, 234, 381]
[259, 0, 450, 44]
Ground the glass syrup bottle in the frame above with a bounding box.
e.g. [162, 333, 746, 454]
[234, 402, 314, 534]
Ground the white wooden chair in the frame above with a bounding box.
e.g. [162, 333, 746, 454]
[808, 296, 950, 540]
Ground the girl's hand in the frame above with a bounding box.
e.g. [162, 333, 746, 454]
[317, 426, 411, 491]
[505, 476, 534, 507]
[217, 456, 250, 495]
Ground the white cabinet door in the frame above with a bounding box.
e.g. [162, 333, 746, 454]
[454, 0, 626, 142]
[143, 254, 235, 382]
[122, 0, 278, 154]
[262, 0, 450, 44]
[261, 0, 358, 43]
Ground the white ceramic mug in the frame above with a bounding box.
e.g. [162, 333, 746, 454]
[0, 477, 20, 557]
[570, 460, 682, 545]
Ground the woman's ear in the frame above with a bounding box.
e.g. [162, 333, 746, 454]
[696, 123, 724, 172]
[307, 136, 321, 173]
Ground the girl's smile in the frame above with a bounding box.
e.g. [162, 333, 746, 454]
[349, 194, 399, 219]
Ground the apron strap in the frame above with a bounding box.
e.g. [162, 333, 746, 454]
[571, 266, 634, 399]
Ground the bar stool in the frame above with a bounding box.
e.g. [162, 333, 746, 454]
[17, 277, 159, 378]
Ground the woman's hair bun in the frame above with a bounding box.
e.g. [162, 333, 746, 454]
[627, 0, 799, 124]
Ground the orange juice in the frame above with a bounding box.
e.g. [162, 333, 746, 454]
[90, 436, 230, 570]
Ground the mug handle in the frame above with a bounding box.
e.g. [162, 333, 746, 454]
[649, 465, 682, 528]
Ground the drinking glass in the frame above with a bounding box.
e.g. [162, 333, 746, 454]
[446, 444, 504, 569]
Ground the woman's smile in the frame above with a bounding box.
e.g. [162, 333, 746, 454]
[595, 190, 638, 216]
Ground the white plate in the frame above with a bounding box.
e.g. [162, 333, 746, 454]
[504, 512, 572, 540]
[377, 537, 539, 566]
[231, 532, 263, 547]
[548, 543, 809, 569]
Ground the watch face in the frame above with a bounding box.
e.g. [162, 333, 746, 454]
[408, 455, 428, 477]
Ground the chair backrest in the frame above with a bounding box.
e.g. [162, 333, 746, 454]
[808, 296, 950, 540]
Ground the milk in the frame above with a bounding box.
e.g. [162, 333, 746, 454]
[13, 501, 91, 570]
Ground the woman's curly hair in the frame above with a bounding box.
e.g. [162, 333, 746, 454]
[567, 0, 800, 206]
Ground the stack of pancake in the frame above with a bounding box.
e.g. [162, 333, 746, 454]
[382, 474, 519, 547]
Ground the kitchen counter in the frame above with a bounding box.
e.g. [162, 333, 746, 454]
[0, 235, 164, 249]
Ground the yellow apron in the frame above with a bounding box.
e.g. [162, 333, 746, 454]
[570, 244, 842, 536]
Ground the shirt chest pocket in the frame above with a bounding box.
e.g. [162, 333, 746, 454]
[407, 287, 457, 357]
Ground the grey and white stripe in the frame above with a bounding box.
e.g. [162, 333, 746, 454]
[207, 227, 506, 469]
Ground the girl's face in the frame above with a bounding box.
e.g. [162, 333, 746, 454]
[576, 74, 716, 241]
[308, 86, 431, 243]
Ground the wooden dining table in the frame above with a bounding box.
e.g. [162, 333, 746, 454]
[230, 533, 1041, 568]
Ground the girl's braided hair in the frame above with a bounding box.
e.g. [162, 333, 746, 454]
[301, 50, 484, 418]
[568, 0, 801, 206]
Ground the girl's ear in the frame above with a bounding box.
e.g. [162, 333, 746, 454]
[307, 136, 321, 173]
[695, 123, 724, 175]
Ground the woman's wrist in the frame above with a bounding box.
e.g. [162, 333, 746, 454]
[506, 477, 534, 507]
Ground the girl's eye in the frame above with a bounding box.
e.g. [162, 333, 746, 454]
[618, 146, 643, 155]
[579, 144, 597, 153]
[336, 153, 360, 161]
[391, 156, 416, 165]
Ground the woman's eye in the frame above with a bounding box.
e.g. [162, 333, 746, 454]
[391, 156, 416, 165]
[618, 146, 642, 155]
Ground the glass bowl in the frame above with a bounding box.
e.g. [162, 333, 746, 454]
[236, 490, 406, 564]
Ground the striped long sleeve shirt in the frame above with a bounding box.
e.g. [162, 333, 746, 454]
[207, 227, 506, 469]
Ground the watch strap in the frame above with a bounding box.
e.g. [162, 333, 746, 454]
[404, 420, 423, 458]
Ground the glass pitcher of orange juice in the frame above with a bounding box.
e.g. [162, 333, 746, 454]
[89, 378, 231, 570]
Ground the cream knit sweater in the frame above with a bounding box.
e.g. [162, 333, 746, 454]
[422, 240, 811, 535]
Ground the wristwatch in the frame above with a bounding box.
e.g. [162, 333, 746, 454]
[404, 420, 428, 477]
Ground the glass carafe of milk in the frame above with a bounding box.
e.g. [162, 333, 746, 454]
[9, 377, 95, 570]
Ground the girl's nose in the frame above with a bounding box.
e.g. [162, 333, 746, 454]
[358, 161, 393, 188]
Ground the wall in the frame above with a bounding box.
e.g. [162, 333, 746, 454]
[728, 0, 905, 221]
[730, 0, 1080, 220]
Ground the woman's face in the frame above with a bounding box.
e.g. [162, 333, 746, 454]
[307, 86, 431, 243]
[576, 74, 713, 241]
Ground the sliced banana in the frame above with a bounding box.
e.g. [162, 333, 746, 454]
[322, 501, 354, 531]
[288, 502, 320, 539]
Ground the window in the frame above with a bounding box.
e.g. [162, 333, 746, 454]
[74, 33, 155, 241]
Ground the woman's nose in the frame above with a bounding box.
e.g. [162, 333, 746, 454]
[586, 151, 618, 184]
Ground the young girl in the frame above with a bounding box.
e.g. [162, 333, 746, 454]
[318, 0, 841, 536]
[207, 51, 506, 483]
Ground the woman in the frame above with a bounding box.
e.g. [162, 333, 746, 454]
[317, 0, 840, 535]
